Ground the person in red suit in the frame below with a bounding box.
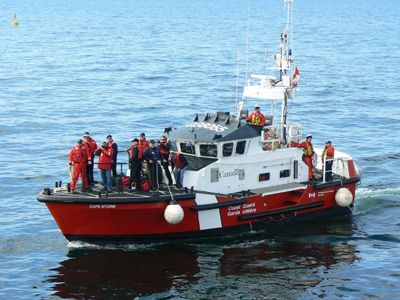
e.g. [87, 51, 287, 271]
[68, 139, 89, 192]
[95, 142, 113, 192]
[322, 141, 335, 181]
[247, 104, 265, 126]
[83, 133, 97, 186]
[297, 134, 315, 180]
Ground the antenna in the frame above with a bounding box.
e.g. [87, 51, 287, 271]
[235, 49, 240, 109]
[245, 1, 250, 83]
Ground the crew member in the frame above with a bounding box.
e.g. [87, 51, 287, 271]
[297, 134, 315, 180]
[143, 140, 162, 191]
[68, 139, 89, 192]
[247, 104, 265, 126]
[128, 138, 142, 191]
[106, 135, 118, 177]
[83, 133, 97, 186]
[171, 152, 188, 188]
[158, 136, 173, 185]
[322, 140, 335, 181]
[95, 141, 113, 192]
[138, 133, 148, 176]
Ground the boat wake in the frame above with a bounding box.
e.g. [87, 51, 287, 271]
[354, 187, 400, 216]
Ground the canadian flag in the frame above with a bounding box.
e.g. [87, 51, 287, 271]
[292, 66, 300, 87]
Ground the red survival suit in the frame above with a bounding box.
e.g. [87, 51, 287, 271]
[247, 111, 266, 126]
[68, 143, 89, 190]
[297, 140, 314, 180]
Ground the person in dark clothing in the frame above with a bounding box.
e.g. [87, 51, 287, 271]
[158, 136, 173, 185]
[143, 140, 162, 191]
[128, 139, 142, 191]
[107, 135, 118, 177]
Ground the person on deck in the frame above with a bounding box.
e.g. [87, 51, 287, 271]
[322, 141, 335, 181]
[158, 136, 173, 185]
[143, 140, 162, 191]
[106, 135, 118, 177]
[138, 133, 148, 176]
[68, 139, 89, 192]
[296, 134, 315, 180]
[247, 104, 266, 126]
[171, 152, 188, 188]
[95, 141, 113, 192]
[83, 133, 97, 186]
[128, 138, 143, 191]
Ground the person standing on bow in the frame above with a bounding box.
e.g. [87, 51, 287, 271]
[158, 136, 173, 186]
[83, 133, 97, 187]
[297, 134, 315, 181]
[128, 138, 142, 191]
[68, 139, 89, 192]
[95, 142, 113, 192]
[247, 104, 266, 126]
[106, 135, 118, 177]
[143, 140, 162, 191]
[322, 140, 335, 181]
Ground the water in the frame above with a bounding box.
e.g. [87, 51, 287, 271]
[1, 0, 400, 298]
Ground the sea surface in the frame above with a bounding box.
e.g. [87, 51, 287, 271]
[1, 0, 400, 299]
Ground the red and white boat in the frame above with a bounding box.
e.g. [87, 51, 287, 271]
[37, 0, 361, 243]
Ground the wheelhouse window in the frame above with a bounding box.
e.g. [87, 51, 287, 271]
[222, 143, 234, 157]
[280, 169, 291, 178]
[236, 140, 246, 155]
[259, 173, 270, 181]
[200, 144, 218, 157]
[180, 142, 196, 155]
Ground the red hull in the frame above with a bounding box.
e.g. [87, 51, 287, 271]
[43, 181, 358, 243]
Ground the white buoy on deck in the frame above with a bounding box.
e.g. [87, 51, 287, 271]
[335, 188, 353, 207]
[164, 203, 184, 224]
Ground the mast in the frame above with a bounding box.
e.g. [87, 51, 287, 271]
[240, 0, 297, 146]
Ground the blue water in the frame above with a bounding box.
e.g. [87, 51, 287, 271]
[1, 0, 400, 298]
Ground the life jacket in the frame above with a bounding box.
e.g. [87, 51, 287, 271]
[174, 153, 185, 169]
[129, 145, 143, 160]
[322, 145, 334, 160]
[89, 139, 97, 156]
[159, 142, 170, 156]
[69, 145, 87, 163]
[248, 112, 265, 126]
[303, 142, 314, 157]
[138, 138, 147, 152]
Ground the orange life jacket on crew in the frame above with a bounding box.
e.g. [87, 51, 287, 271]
[129, 145, 143, 160]
[174, 153, 185, 169]
[138, 138, 147, 154]
[247, 112, 266, 126]
[322, 145, 335, 160]
[302, 141, 314, 157]
[68, 145, 87, 164]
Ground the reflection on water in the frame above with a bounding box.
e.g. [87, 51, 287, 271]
[46, 218, 359, 299]
[47, 245, 200, 299]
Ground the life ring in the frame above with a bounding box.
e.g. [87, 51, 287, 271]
[263, 129, 280, 151]
[264, 129, 279, 140]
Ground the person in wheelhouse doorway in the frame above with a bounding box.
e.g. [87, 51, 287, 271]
[296, 134, 315, 181]
[322, 140, 335, 181]
[95, 141, 113, 192]
[247, 104, 266, 126]
[68, 139, 89, 193]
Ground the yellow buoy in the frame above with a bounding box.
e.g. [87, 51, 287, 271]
[11, 13, 19, 26]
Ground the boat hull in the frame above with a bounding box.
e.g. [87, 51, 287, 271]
[40, 179, 359, 243]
